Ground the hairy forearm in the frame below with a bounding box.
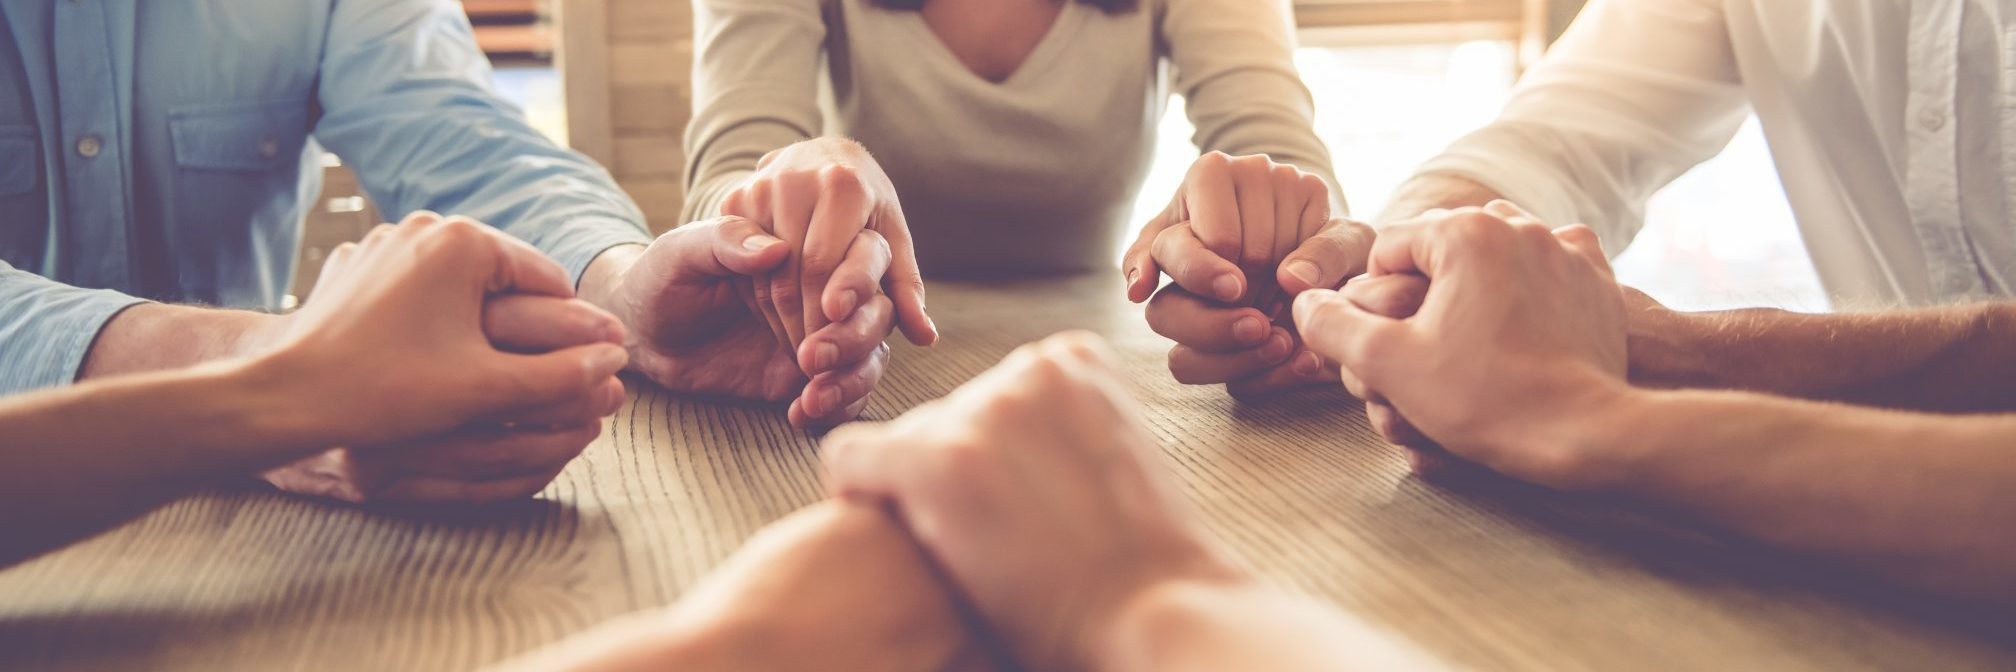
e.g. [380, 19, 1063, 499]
[0, 358, 319, 567]
[1629, 302, 2016, 412]
[1099, 579, 1444, 672]
[1374, 174, 1506, 227]
[1600, 389, 2016, 601]
[78, 303, 279, 381]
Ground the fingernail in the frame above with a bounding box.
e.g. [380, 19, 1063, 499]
[1285, 260, 1321, 288]
[587, 344, 628, 377]
[1294, 351, 1322, 376]
[1212, 274, 1243, 302]
[1232, 316, 1267, 345]
[743, 234, 782, 251]
[602, 316, 627, 344]
[817, 387, 841, 414]
[1263, 333, 1292, 362]
[1126, 267, 1141, 287]
[813, 342, 838, 371]
[835, 290, 859, 318]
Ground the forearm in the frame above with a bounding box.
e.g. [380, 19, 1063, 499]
[1629, 302, 2016, 412]
[1599, 389, 2016, 601]
[0, 357, 321, 567]
[1098, 579, 1444, 672]
[77, 303, 278, 381]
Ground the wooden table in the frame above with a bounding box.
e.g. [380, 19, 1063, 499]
[3, 275, 2013, 671]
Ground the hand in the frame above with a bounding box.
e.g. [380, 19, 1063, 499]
[1293, 201, 1632, 490]
[721, 137, 937, 350]
[493, 501, 992, 672]
[1120, 152, 1373, 396]
[251, 213, 630, 469]
[583, 215, 899, 427]
[822, 332, 1249, 670]
[259, 290, 630, 504]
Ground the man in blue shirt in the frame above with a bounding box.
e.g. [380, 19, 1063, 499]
[0, 0, 905, 503]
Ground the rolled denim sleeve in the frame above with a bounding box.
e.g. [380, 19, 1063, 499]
[0, 261, 147, 396]
[312, 0, 651, 285]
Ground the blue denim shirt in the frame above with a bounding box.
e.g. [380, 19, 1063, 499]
[0, 0, 651, 395]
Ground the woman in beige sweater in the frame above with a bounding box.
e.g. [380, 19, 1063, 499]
[688, 0, 1374, 407]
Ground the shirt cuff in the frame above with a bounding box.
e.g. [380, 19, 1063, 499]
[1411, 151, 1585, 237]
[0, 288, 149, 396]
[535, 216, 654, 290]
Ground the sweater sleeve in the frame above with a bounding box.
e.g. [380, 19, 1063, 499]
[683, 0, 830, 224]
[1161, 0, 1344, 214]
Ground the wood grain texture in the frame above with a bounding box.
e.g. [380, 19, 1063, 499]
[3, 275, 2014, 671]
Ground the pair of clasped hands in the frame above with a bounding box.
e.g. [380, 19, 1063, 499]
[662, 138, 1376, 419]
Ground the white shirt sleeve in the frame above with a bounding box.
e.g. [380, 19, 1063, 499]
[1412, 0, 1752, 254]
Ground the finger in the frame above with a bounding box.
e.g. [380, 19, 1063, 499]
[1339, 273, 1429, 319]
[1278, 219, 1375, 295]
[1292, 290, 1408, 382]
[1145, 286, 1273, 351]
[365, 422, 600, 481]
[1151, 223, 1245, 302]
[791, 343, 890, 428]
[1226, 348, 1334, 399]
[1123, 216, 1175, 303]
[1552, 224, 1612, 274]
[1167, 328, 1295, 385]
[483, 296, 625, 353]
[483, 377, 626, 428]
[820, 421, 905, 499]
[800, 293, 894, 376]
[768, 172, 817, 347]
[1233, 158, 1277, 271]
[656, 215, 791, 280]
[1185, 152, 1242, 261]
[803, 168, 876, 337]
[821, 230, 893, 324]
[485, 343, 629, 412]
[1482, 199, 1534, 220]
[1366, 401, 1437, 450]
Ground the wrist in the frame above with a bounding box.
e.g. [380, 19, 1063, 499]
[1548, 380, 1663, 493]
[214, 349, 350, 456]
[576, 244, 646, 317]
[1093, 577, 1269, 672]
[1623, 302, 1731, 389]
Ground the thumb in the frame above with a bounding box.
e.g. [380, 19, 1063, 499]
[1277, 219, 1374, 295]
[487, 342, 630, 411]
[1292, 289, 1408, 382]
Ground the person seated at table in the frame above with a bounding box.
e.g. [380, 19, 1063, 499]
[1294, 202, 2016, 603]
[506, 333, 1442, 671]
[0, 0, 896, 506]
[686, 0, 1378, 400]
[1364, 0, 2016, 395]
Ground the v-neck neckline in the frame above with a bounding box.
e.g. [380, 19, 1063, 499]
[902, 1, 1082, 88]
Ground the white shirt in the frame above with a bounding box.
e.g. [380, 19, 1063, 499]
[1416, 0, 2016, 308]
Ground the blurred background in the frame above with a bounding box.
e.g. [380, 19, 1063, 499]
[304, 0, 1825, 313]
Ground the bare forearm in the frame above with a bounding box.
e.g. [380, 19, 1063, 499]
[78, 303, 279, 381]
[1630, 302, 2016, 412]
[1099, 579, 1444, 672]
[1374, 174, 1506, 227]
[0, 358, 319, 567]
[1601, 389, 2016, 601]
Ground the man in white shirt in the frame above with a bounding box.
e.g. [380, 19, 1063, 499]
[1368, 0, 2016, 401]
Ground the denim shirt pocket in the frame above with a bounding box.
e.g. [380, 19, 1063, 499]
[165, 98, 311, 306]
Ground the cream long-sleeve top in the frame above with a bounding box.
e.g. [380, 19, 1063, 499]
[686, 0, 1339, 276]
[1417, 0, 2016, 308]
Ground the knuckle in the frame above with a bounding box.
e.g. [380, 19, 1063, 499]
[819, 165, 867, 194]
[1441, 211, 1514, 245]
